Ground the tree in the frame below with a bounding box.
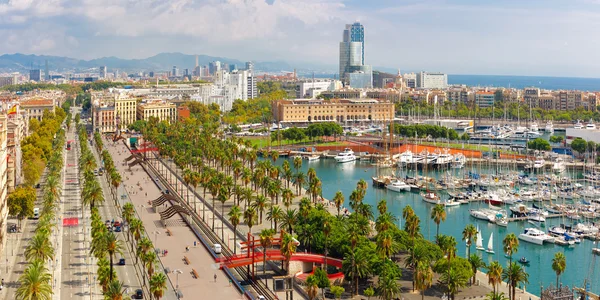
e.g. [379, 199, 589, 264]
[305, 275, 319, 300]
[228, 205, 242, 254]
[468, 254, 486, 285]
[330, 286, 345, 300]
[502, 233, 519, 265]
[502, 262, 529, 300]
[280, 233, 297, 274]
[487, 261, 503, 295]
[571, 137, 587, 155]
[15, 260, 53, 300]
[431, 204, 446, 240]
[244, 207, 258, 235]
[440, 266, 471, 300]
[25, 234, 55, 263]
[104, 280, 126, 300]
[462, 224, 477, 258]
[333, 191, 345, 216]
[259, 229, 275, 286]
[552, 252, 566, 288]
[342, 247, 371, 296]
[105, 231, 124, 282]
[7, 186, 36, 229]
[415, 260, 433, 300]
[527, 138, 551, 151]
[377, 270, 401, 300]
[363, 286, 375, 299]
[313, 267, 331, 299]
[549, 135, 564, 143]
[150, 273, 168, 300]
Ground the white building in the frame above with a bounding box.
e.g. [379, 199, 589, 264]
[99, 66, 107, 78]
[296, 80, 340, 98]
[416, 72, 447, 89]
[215, 69, 257, 105]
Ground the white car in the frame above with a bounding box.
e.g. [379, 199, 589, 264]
[213, 244, 222, 254]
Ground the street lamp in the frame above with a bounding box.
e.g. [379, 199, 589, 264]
[153, 230, 160, 245]
[173, 269, 183, 289]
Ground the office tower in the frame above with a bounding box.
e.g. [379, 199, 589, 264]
[149, 71, 155, 77]
[184, 69, 189, 76]
[29, 69, 42, 82]
[44, 60, 50, 81]
[209, 61, 221, 75]
[229, 64, 237, 72]
[100, 66, 107, 78]
[172, 66, 179, 77]
[245, 61, 254, 72]
[339, 22, 371, 88]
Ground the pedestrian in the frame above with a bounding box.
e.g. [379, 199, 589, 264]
[214, 274, 217, 282]
[194, 241, 197, 247]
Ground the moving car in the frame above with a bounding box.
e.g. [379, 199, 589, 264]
[135, 289, 143, 299]
[118, 258, 126, 265]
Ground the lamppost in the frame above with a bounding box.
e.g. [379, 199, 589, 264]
[153, 230, 160, 245]
[173, 269, 182, 289]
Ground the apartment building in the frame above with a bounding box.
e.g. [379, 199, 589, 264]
[474, 91, 495, 108]
[136, 99, 177, 123]
[92, 103, 116, 133]
[19, 98, 55, 121]
[0, 114, 8, 257]
[114, 94, 137, 128]
[6, 107, 28, 192]
[272, 98, 394, 123]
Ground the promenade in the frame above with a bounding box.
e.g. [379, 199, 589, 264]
[104, 138, 242, 300]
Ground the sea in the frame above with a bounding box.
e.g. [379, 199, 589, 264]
[311, 73, 600, 91]
[271, 157, 600, 296]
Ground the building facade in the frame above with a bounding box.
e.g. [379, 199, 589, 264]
[272, 98, 394, 123]
[416, 72, 447, 89]
[19, 98, 55, 121]
[474, 91, 495, 108]
[6, 108, 28, 192]
[29, 69, 42, 82]
[0, 114, 8, 258]
[136, 100, 177, 123]
[113, 94, 137, 128]
[0, 76, 17, 88]
[92, 104, 116, 133]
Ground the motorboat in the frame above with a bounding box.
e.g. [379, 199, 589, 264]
[305, 154, 320, 162]
[518, 257, 530, 264]
[386, 180, 411, 192]
[334, 148, 357, 163]
[496, 217, 508, 227]
[443, 199, 462, 207]
[574, 120, 584, 129]
[434, 150, 453, 167]
[509, 204, 530, 217]
[548, 225, 566, 237]
[469, 209, 496, 222]
[554, 236, 574, 246]
[372, 175, 395, 188]
[586, 118, 596, 130]
[396, 151, 413, 166]
[518, 228, 555, 245]
[545, 121, 554, 133]
[421, 192, 441, 204]
[552, 158, 565, 173]
[533, 159, 545, 169]
[484, 193, 503, 206]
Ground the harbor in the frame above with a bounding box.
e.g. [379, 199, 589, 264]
[267, 155, 600, 296]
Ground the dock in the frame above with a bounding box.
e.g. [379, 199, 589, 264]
[507, 213, 565, 222]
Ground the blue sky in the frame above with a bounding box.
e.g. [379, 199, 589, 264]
[2, 0, 600, 76]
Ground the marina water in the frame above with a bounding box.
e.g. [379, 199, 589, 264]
[274, 157, 600, 296]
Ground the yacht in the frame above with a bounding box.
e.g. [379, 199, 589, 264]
[548, 225, 567, 237]
[545, 121, 554, 133]
[552, 158, 565, 173]
[586, 119, 596, 130]
[530, 122, 539, 133]
[469, 209, 496, 222]
[434, 150, 453, 167]
[396, 151, 413, 166]
[305, 154, 320, 162]
[533, 159, 545, 169]
[421, 192, 441, 204]
[574, 120, 584, 129]
[386, 180, 411, 192]
[451, 154, 466, 169]
[334, 148, 357, 163]
[518, 228, 555, 245]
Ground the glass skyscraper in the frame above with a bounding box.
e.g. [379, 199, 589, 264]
[339, 22, 371, 88]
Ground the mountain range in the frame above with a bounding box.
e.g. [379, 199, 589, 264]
[0, 52, 341, 75]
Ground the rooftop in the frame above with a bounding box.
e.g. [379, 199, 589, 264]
[19, 98, 54, 107]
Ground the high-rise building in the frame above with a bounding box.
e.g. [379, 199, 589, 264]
[172, 66, 179, 77]
[44, 60, 50, 81]
[184, 69, 189, 76]
[416, 72, 447, 89]
[0, 76, 17, 88]
[245, 61, 254, 72]
[29, 69, 42, 82]
[100, 66, 107, 78]
[339, 22, 371, 87]
[209, 61, 221, 75]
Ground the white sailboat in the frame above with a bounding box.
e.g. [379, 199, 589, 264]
[486, 233, 495, 254]
[476, 230, 484, 251]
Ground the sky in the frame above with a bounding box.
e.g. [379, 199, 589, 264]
[2, 0, 600, 77]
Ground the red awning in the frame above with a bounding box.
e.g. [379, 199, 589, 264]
[62, 217, 79, 226]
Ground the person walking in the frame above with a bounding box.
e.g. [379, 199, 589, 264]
[214, 274, 217, 283]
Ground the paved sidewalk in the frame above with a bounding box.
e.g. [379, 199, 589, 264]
[105, 139, 242, 300]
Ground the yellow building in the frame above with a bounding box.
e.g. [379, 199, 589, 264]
[113, 94, 137, 128]
[136, 99, 177, 123]
[19, 98, 55, 121]
[272, 98, 394, 123]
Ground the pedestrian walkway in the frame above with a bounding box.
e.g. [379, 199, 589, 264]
[105, 140, 242, 300]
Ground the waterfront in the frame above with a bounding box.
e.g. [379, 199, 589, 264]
[274, 157, 600, 296]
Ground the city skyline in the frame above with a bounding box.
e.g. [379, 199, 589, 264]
[2, 0, 600, 77]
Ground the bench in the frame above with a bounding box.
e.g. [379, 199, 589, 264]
[183, 256, 190, 265]
[191, 269, 199, 279]
[166, 229, 172, 236]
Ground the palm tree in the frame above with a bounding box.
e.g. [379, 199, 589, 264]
[376, 230, 398, 259]
[281, 188, 294, 209]
[487, 261, 503, 295]
[342, 248, 371, 296]
[441, 267, 470, 300]
[294, 172, 306, 196]
[502, 262, 529, 300]
[376, 271, 400, 300]
[280, 232, 297, 273]
[129, 218, 143, 243]
[252, 195, 270, 224]
[82, 180, 104, 210]
[104, 280, 126, 300]
[15, 260, 53, 300]
[462, 224, 477, 258]
[402, 205, 415, 220]
[333, 191, 345, 216]
[502, 233, 519, 265]
[25, 233, 55, 262]
[136, 237, 153, 265]
[280, 209, 298, 235]
[106, 231, 124, 282]
[415, 260, 433, 300]
[468, 254, 487, 285]
[430, 204, 446, 240]
[305, 275, 319, 300]
[228, 205, 242, 254]
[259, 229, 276, 286]
[293, 156, 302, 172]
[218, 186, 231, 242]
[266, 205, 283, 231]
[143, 251, 157, 278]
[552, 252, 566, 288]
[244, 207, 258, 235]
[150, 273, 168, 300]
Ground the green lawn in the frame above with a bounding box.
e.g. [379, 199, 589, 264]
[242, 136, 345, 149]
[418, 141, 521, 155]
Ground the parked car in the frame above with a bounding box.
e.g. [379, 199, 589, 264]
[135, 289, 143, 299]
